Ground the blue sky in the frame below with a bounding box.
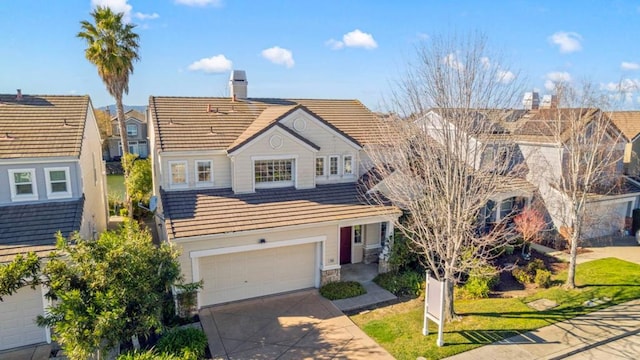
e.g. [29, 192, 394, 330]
[1, 0, 640, 111]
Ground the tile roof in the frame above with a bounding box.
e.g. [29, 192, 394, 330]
[0, 94, 89, 159]
[161, 183, 401, 240]
[111, 109, 146, 123]
[0, 198, 84, 262]
[149, 97, 383, 152]
[610, 111, 640, 141]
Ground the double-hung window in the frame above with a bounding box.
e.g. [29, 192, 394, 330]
[45, 167, 71, 199]
[9, 169, 38, 201]
[195, 160, 213, 186]
[169, 161, 188, 188]
[254, 159, 294, 188]
[315, 157, 325, 177]
[127, 124, 138, 137]
[329, 156, 339, 176]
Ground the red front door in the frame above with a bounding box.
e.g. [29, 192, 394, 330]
[340, 227, 352, 264]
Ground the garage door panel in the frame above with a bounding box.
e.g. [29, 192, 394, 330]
[0, 286, 47, 350]
[199, 243, 316, 306]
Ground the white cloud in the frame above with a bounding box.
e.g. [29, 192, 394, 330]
[497, 70, 515, 84]
[444, 53, 463, 71]
[187, 54, 232, 73]
[621, 62, 640, 71]
[417, 32, 429, 40]
[261, 46, 295, 68]
[548, 31, 582, 53]
[134, 12, 159, 20]
[481, 57, 491, 69]
[601, 78, 640, 92]
[326, 29, 378, 50]
[92, 0, 133, 21]
[175, 0, 222, 6]
[544, 71, 572, 90]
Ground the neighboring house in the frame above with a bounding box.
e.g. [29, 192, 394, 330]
[106, 109, 148, 160]
[421, 95, 640, 240]
[610, 111, 640, 176]
[149, 71, 401, 308]
[0, 92, 108, 351]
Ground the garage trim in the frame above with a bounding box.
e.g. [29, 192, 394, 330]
[190, 235, 326, 308]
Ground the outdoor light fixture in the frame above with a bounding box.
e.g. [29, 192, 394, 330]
[259, 238, 266, 243]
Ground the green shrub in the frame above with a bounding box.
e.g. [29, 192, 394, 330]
[468, 265, 500, 289]
[504, 245, 515, 255]
[156, 327, 207, 360]
[374, 271, 424, 297]
[458, 278, 491, 299]
[526, 258, 546, 274]
[534, 269, 552, 288]
[117, 351, 183, 360]
[319, 281, 366, 300]
[512, 267, 533, 284]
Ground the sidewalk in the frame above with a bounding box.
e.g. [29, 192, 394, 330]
[445, 298, 640, 359]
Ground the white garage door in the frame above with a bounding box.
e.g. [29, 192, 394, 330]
[199, 243, 317, 306]
[0, 286, 47, 351]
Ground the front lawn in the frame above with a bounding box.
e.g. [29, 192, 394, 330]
[351, 257, 640, 360]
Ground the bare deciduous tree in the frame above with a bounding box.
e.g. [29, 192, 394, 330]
[527, 81, 624, 289]
[365, 33, 525, 321]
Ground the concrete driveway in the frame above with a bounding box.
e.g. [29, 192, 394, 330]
[199, 289, 394, 360]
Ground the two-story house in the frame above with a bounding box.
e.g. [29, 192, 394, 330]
[0, 92, 108, 351]
[610, 111, 640, 176]
[149, 71, 401, 308]
[106, 109, 148, 160]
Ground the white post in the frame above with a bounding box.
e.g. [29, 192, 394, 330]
[422, 270, 429, 336]
[437, 279, 446, 347]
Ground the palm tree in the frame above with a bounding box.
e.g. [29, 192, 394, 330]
[78, 6, 139, 216]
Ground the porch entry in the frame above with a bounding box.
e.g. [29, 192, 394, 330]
[340, 226, 351, 264]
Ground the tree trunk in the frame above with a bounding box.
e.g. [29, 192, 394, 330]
[443, 280, 456, 322]
[565, 231, 579, 288]
[115, 95, 133, 218]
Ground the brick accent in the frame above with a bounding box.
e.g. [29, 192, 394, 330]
[363, 247, 380, 264]
[320, 268, 341, 285]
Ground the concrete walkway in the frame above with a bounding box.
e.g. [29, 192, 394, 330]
[445, 299, 640, 360]
[333, 263, 397, 312]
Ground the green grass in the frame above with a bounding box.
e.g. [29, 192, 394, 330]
[107, 174, 126, 202]
[351, 258, 640, 360]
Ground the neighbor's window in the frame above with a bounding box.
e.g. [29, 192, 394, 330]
[169, 161, 187, 188]
[196, 160, 213, 186]
[127, 124, 138, 136]
[254, 159, 294, 188]
[45, 167, 71, 199]
[353, 225, 362, 243]
[8, 169, 38, 201]
[329, 156, 339, 176]
[343, 155, 353, 175]
[315, 157, 325, 177]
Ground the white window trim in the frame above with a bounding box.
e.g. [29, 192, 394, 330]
[195, 160, 214, 187]
[8, 168, 38, 202]
[252, 155, 298, 190]
[45, 167, 72, 199]
[343, 154, 354, 177]
[329, 155, 340, 177]
[168, 160, 188, 189]
[315, 156, 326, 177]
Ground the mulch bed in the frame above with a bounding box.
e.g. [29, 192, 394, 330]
[490, 248, 567, 297]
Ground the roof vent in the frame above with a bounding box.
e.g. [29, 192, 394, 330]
[523, 91, 539, 110]
[16, 89, 22, 101]
[229, 70, 248, 100]
[1, 132, 15, 140]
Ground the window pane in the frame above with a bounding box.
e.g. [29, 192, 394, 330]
[16, 183, 33, 195]
[127, 124, 137, 136]
[315, 157, 324, 176]
[171, 163, 186, 184]
[255, 159, 293, 183]
[14, 172, 31, 184]
[51, 182, 67, 193]
[354, 225, 362, 243]
[344, 156, 353, 175]
[49, 170, 66, 182]
[330, 157, 338, 175]
[197, 162, 211, 182]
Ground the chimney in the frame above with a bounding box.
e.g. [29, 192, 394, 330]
[540, 94, 558, 109]
[16, 89, 22, 101]
[229, 70, 248, 100]
[522, 91, 539, 110]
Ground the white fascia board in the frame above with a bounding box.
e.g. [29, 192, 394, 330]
[189, 235, 327, 258]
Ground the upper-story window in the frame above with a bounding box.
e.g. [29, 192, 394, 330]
[127, 124, 138, 137]
[255, 159, 294, 188]
[315, 157, 325, 177]
[343, 155, 354, 176]
[45, 167, 72, 199]
[169, 161, 188, 189]
[195, 160, 213, 186]
[8, 169, 38, 202]
[329, 156, 339, 176]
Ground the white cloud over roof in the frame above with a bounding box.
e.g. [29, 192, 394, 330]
[261, 46, 295, 68]
[548, 31, 582, 53]
[175, 0, 222, 6]
[497, 70, 515, 84]
[326, 29, 378, 50]
[188, 55, 233, 73]
[621, 62, 640, 71]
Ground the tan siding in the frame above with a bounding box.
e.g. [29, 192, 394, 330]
[365, 223, 380, 247]
[161, 154, 231, 190]
[232, 128, 315, 193]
